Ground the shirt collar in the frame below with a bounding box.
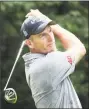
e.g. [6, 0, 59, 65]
[22, 52, 46, 62]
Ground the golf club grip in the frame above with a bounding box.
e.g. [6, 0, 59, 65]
[4, 41, 25, 91]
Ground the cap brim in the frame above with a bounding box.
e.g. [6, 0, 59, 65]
[34, 20, 55, 35]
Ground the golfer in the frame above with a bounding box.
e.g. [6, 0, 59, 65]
[21, 9, 86, 108]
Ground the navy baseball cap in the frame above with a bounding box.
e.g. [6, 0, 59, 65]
[21, 16, 55, 39]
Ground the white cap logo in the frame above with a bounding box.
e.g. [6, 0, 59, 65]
[23, 30, 28, 36]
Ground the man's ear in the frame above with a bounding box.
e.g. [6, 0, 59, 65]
[25, 39, 34, 48]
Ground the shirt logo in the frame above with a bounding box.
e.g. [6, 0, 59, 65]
[67, 56, 72, 65]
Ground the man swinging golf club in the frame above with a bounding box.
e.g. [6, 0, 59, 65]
[21, 9, 86, 108]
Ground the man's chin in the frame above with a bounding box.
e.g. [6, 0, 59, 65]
[47, 49, 56, 53]
[41, 50, 53, 54]
[41, 47, 57, 54]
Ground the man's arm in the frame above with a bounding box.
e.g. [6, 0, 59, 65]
[25, 9, 86, 65]
[51, 24, 86, 64]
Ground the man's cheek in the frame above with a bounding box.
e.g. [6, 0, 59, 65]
[37, 43, 44, 48]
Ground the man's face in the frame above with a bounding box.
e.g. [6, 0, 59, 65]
[29, 26, 57, 54]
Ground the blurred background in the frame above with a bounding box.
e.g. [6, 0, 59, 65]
[0, 1, 88, 109]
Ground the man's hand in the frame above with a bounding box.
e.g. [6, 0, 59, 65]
[25, 9, 44, 17]
[25, 9, 52, 23]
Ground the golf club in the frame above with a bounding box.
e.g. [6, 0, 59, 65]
[3, 40, 25, 104]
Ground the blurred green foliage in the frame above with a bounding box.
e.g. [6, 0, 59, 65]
[0, 1, 88, 109]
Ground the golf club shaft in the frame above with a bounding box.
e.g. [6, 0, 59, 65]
[4, 41, 25, 91]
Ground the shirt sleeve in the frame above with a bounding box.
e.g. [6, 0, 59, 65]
[60, 51, 75, 77]
[47, 51, 76, 86]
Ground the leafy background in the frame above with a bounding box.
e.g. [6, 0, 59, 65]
[0, 1, 88, 109]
